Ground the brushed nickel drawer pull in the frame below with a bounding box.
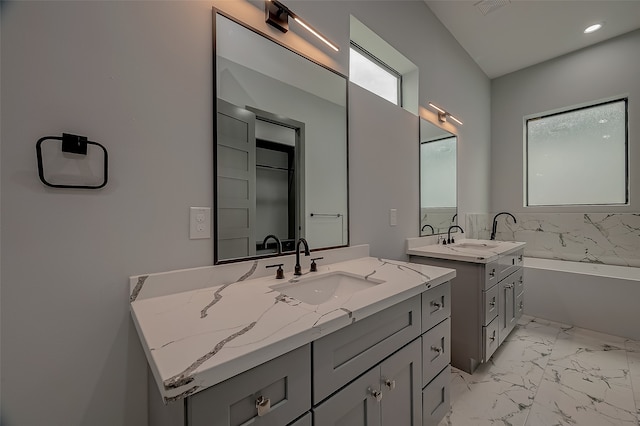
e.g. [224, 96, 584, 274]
[489, 330, 496, 342]
[369, 388, 383, 402]
[385, 379, 396, 390]
[431, 345, 443, 354]
[255, 396, 271, 417]
[431, 301, 442, 309]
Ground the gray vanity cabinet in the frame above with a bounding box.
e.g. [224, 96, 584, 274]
[312, 296, 421, 404]
[313, 339, 422, 426]
[157, 283, 452, 426]
[410, 249, 524, 374]
[186, 344, 311, 426]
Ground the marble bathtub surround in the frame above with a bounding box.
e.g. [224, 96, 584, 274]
[466, 213, 640, 268]
[130, 246, 456, 402]
[407, 235, 526, 263]
[440, 316, 640, 426]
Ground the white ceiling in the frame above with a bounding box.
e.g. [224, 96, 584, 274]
[424, 0, 640, 79]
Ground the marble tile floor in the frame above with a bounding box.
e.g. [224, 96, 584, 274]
[439, 316, 640, 426]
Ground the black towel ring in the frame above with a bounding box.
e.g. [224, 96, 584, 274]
[36, 133, 108, 189]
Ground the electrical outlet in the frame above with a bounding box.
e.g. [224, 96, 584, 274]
[390, 208, 397, 226]
[190, 207, 211, 239]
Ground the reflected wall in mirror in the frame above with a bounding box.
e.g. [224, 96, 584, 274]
[215, 12, 349, 263]
[420, 117, 457, 236]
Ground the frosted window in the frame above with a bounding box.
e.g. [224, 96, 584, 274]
[526, 99, 627, 206]
[349, 46, 399, 105]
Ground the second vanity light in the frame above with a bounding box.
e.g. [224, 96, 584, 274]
[428, 102, 463, 125]
[265, 0, 340, 52]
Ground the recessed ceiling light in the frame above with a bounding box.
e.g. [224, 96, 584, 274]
[584, 23, 603, 34]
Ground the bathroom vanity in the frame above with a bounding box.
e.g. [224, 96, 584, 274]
[130, 245, 456, 426]
[407, 238, 525, 374]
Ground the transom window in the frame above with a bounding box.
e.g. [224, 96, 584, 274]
[349, 42, 401, 106]
[525, 98, 628, 206]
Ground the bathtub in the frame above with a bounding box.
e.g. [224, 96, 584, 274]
[524, 257, 640, 341]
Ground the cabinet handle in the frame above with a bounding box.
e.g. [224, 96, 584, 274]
[431, 301, 442, 309]
[519, 301, 524, 309]
[489, 297, 496, 307]
[489, 330, 496, 342]
[431, 345, 443, 354]
[385, 379, 396, 390]
[519, 277, 523, 284]
[505, 283, 514, 289]
[518, 255, 523, 262]
[369, 388, 383, 402]
[255, 396, 271, 417]
[489, 269, 496, 278]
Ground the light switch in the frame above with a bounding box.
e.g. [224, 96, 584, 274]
[190, 207, 211, 239]
[390, 208, 397, 226]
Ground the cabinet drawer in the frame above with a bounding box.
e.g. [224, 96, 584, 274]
[422, 318, 450, 387]
[514, 269, 524, 296]
[483, 317, 499, 362]
[187, 344, 310, 426]
[422, 366, 450, 426]
[484, 261, 499, 290]
[313, 296, 421, 404]
[288, 412, 311, 426]
[422, 282, 451, 332]
[499, 250, 524, 281]
[483, 284, 499, 326]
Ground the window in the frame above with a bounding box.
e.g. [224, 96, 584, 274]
[526, 98, 628, 206]
[349, 42, 401, 105]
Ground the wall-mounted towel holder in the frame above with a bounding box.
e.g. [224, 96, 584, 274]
[36, 133, 108, 189]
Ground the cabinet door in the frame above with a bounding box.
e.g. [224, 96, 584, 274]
[313, 368, 381, 426]
[187, 345, 310, 426]
[380, 340, 422, 426]
[288, 412, 312, 426]
[498, 278, 517, 345]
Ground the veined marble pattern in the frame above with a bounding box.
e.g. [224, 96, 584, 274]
[466, 213, 640, 268]
[421, 207, 458, 235]
[440, 316, 640, 426]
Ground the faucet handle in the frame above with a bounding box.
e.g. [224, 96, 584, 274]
[266, 263, 285, 279]
[310, 257, 324, 272]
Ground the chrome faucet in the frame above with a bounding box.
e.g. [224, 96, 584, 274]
[490, 212, 516, 240]
[262, 234, 282, 254]
[421, 224, 435, 234]
[446, 225, 464, 244]
[294, 238, 310, 276]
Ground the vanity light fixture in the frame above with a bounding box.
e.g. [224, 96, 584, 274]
[265, 0, 340, 52]
[428, 102, 463, 125]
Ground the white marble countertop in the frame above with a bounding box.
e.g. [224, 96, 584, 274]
[407, 237, 526, 263]
[130, 252, 455, 402]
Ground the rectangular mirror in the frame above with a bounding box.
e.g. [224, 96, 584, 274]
[420, 117, 457, 236]
[214, 11, 349, 263]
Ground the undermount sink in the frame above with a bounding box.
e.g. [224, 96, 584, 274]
[270, 271, 385, 305]
[453, 242, 499, 250]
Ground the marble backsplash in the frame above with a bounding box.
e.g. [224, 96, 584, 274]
[466, 213, 640, 268]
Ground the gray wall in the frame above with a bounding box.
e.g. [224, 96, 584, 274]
[0, 1, 490, 424]
[491, 29, 640, 214]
